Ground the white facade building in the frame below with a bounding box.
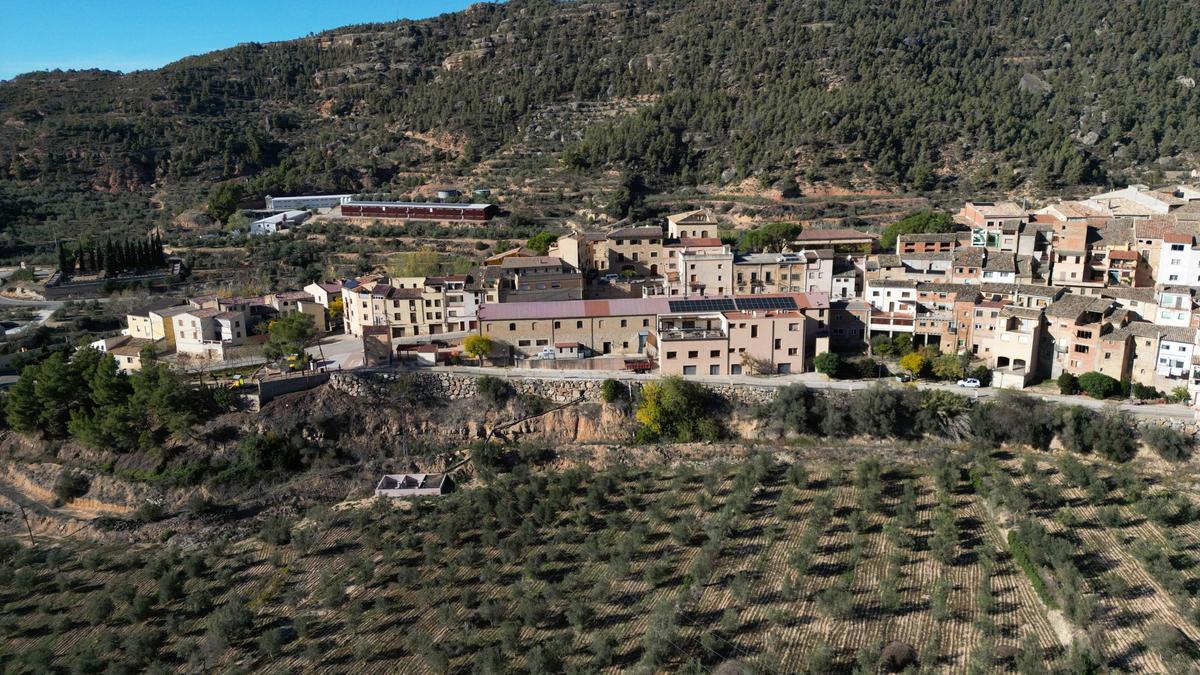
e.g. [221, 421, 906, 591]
[249, 210, 310, 236]
[1156, 288, 1194, 328]
[1156, 234, 1200, 287]
[265, 194, 352, 211]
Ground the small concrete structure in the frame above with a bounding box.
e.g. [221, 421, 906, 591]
[375, 473, 453, 498]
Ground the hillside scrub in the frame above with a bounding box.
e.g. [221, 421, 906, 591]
[757, 386, 1151, 463]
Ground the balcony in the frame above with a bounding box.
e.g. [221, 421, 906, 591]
[658, 328, 727, 341]
[869, 311, 915, 331]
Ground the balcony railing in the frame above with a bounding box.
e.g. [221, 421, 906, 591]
[658, 328, 726, 341]
[869, 312, 915, 328]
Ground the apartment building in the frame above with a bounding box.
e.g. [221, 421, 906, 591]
[657, 294, 828, 376]
[342, 275, 480, 339]
[1156, 232, 1200, 286]
[262, 290, 329, 331]
[732, 250, 834, 295]
[482, 257, 584, 303]
[477, 297, 669, 359]
[172, 308, 248, 360]
[985, 305, 1045, 388]
[896, 232, 961, 254]
[666, 209, 720, 239]
[125, 299, 186, 344]
[1043, 294, 1124, 377]
[956, 201, 1033, 253]
[1155, 287, 1194, 328]
[303, 281, 343, 308]
[549, 231, 609, 272]
[606, 226, 665, 277]
[665, 241, 735, 297]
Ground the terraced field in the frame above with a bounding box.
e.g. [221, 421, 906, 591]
[1, 447, 1199, 672]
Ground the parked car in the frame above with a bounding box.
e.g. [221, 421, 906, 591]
[894, 374, 913, 383]
[600, 273, 621, 283]
[956, 378, 981, 388]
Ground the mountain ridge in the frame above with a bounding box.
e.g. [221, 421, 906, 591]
[1, 0, 1198, 244]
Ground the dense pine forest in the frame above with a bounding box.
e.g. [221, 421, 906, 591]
[1, 0, 1198, 245]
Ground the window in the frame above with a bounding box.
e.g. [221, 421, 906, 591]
[554, 321, 561, 329]
[710, 365, 720, 375]
[688, 350, 698, 358]
[751, 325, 758, 338]
[577, 321, 583, 329]
[518, 340, 531, 346]
[731, 364, 743, 375]
[774, 338, 781, 349]
[620, 319, 627, 327]
[683, 366, 697, 375]
[536, 339, 549, 346]
[508, 323, 516, 331]
[666, 351, 677, 359]
[709, 350, 720, 358]
[642, 319, 650, 327]
[1073, 345, 1089, 354]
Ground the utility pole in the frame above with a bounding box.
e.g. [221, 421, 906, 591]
[18, 505, 34, 545]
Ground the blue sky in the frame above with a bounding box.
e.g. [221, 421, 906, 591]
[0, 1, 480, 80]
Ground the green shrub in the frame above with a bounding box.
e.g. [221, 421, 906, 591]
[1142, 425, 1194, 462]
[635, 377, 724, 442]
[1007, 530, 1057, 608]
[599, 379, 626, 403]
[52, 470, 90, 504]
[259, 517, 292, 545]
[1076, 372, 1120, 399]
[1130, 382, 1162, 400]
[1089, 412, 1138, 462]
[813, 351, 840, 376]
[476, 376, 512, 407]
[1056, 373, 1079, 395]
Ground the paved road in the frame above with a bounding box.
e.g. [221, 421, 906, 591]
[423, 364, 1198, 421]
[307, 332, 363, 370]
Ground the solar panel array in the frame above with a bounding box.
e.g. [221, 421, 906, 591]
[667, 296, 799, 313]
[736, 296, 798, 311]
[667, 298, 736, 313]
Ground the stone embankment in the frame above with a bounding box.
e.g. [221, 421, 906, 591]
[331, 369, 1200, 439]
[329, 370, 776, 406]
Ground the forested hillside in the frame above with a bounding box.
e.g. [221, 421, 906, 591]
[1, 0, 1198, 244]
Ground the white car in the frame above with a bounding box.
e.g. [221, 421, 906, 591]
[956, 378, 981, 388]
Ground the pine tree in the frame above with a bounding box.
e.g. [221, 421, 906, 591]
[5, 364, 43, 433]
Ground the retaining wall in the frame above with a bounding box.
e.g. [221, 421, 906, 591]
[329, 370, 776, 406]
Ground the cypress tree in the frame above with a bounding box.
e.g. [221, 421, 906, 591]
[103, 241, 115, 278]
[57, 243, 70, 275]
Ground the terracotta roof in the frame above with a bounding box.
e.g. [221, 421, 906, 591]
[978, 283, 1060, 298]
[1045, 293, 1114, 321]
[953, 247, 986, 267]
[1107, 249, 1139, 261]
[1000, 306, 1042, 320]
[982, 253, 1017, 273]
[676, 237, 724, 247]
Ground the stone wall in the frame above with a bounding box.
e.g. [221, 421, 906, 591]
[329, 370, 776, 406]
[329, 369, 1200, 437]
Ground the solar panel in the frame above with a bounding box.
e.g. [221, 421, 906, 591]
[667, 298, 735, 313]
[734, 296, 798, 311]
